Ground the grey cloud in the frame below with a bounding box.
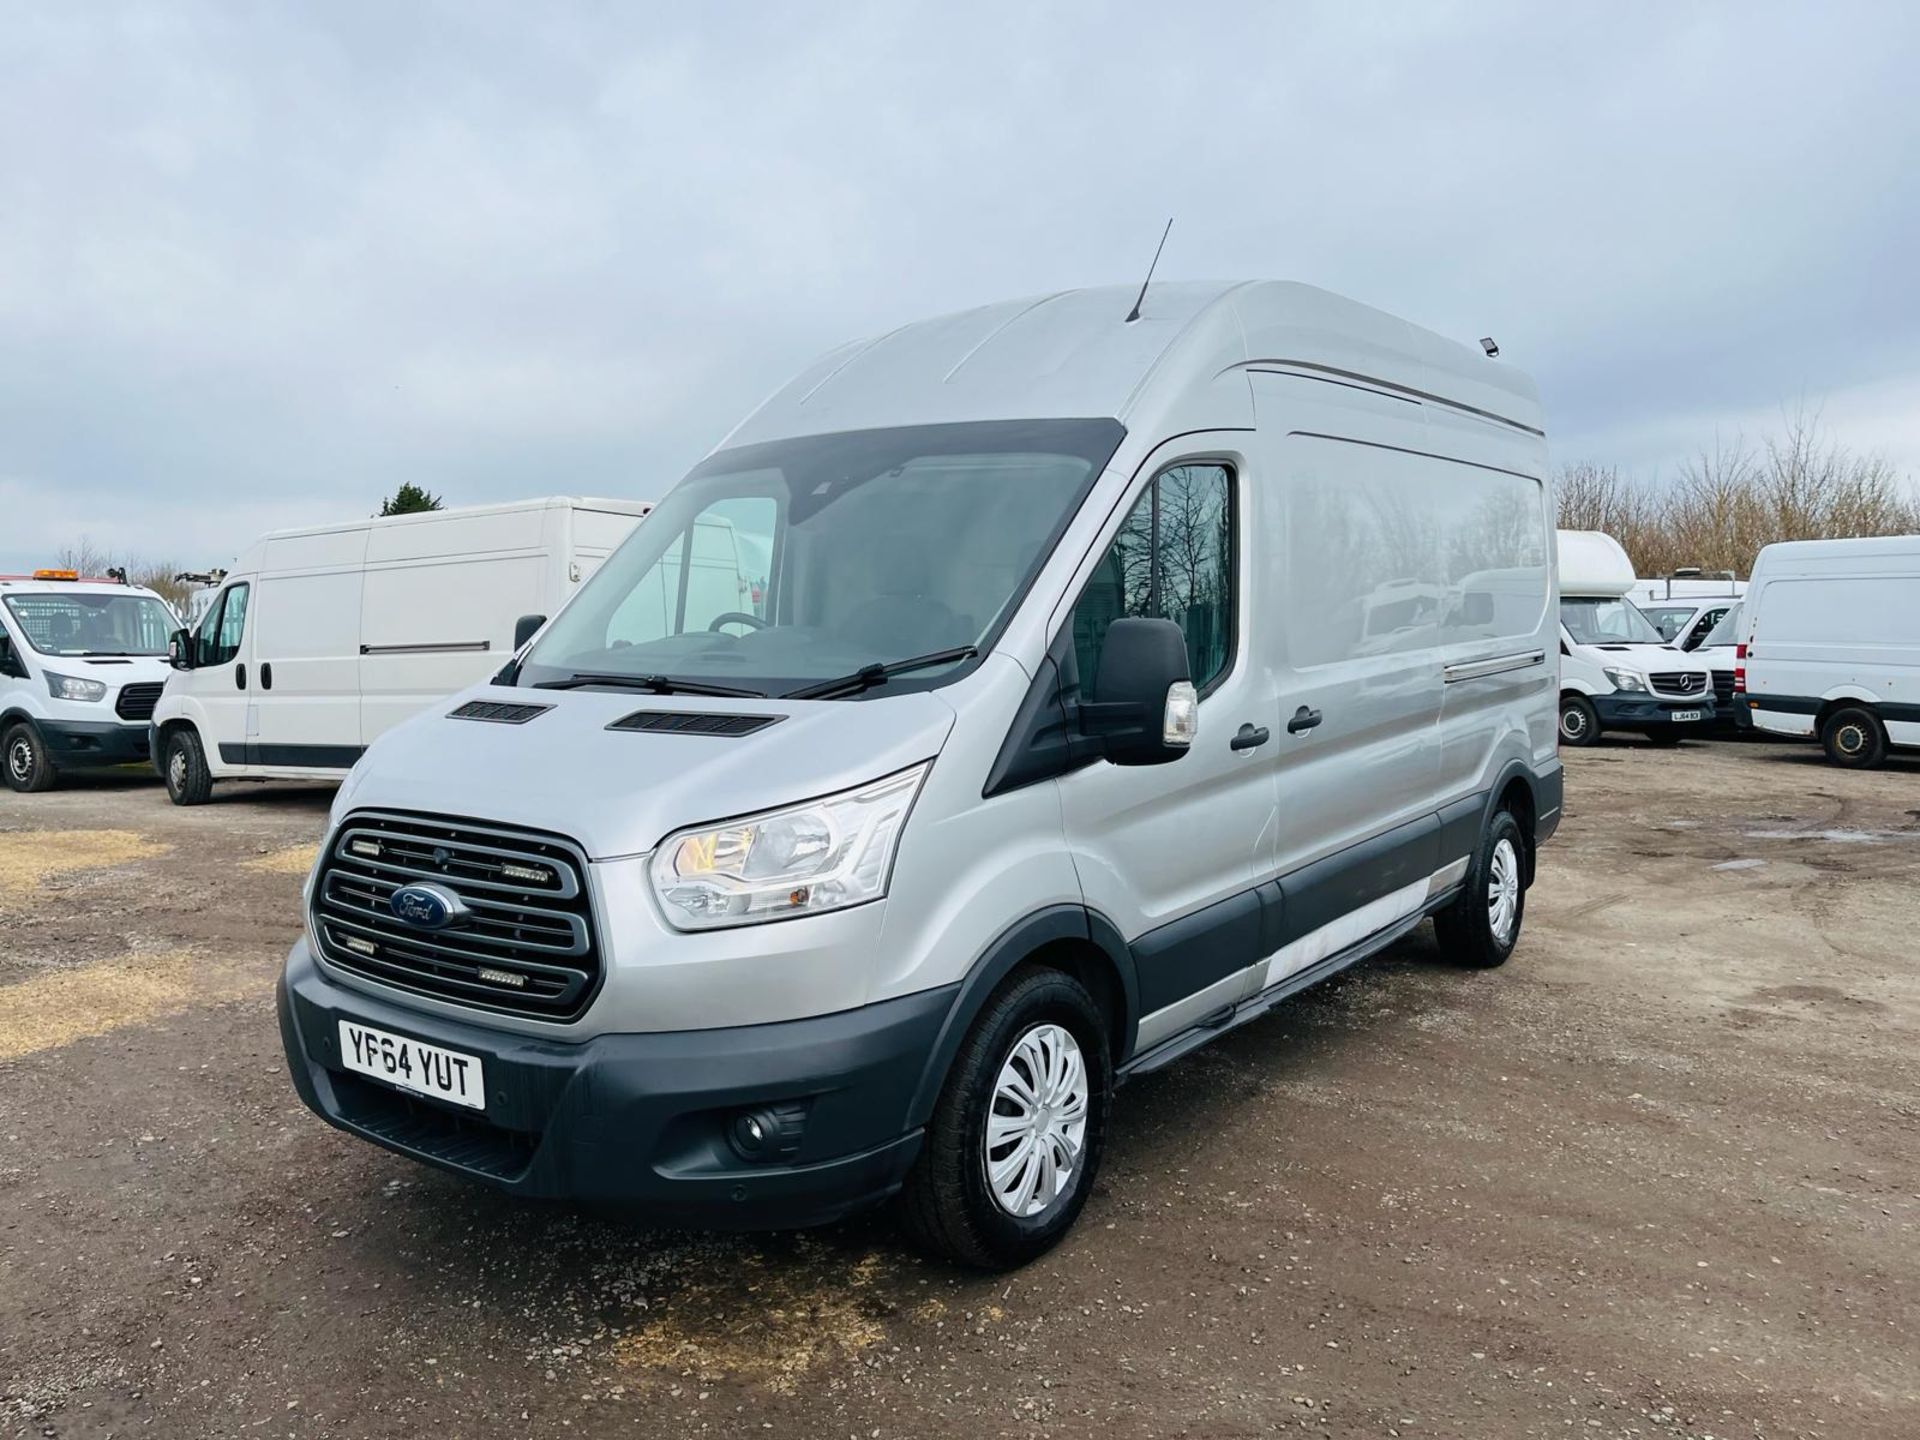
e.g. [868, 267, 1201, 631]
[3, 0, 1917, 569]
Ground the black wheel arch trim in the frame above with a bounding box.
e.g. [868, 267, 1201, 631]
[904, 903, 1140, 1131]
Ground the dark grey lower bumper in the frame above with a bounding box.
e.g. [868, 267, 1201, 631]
[1592, 694, 1717, 730]
[279, 940, 957, 1228]
[40, 718, 152, 767]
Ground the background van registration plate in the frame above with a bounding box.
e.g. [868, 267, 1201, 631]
[338, 1020, 485, 1110]
[1670, 709, 1703, 723]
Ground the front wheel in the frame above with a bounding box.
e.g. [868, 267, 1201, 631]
[1559, 694, 1600, 747]
[1434, 809, 1527, 968]
[1821, 706, 1887, 769]
[163, 727, 214, 805]
[899, 968, 1111, 1270]
[3, 721, 56, 793]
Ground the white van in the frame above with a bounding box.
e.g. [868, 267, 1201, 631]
[276, 281, 1563, 1269]
[152, 497, 651, 804]
[1634, 575, 1745, 653]
[1, 570, 177, 791]
[1556, 530, 1716, 745]
[1741, 535, 1920, 767]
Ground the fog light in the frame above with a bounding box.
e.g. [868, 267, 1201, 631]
[727, 1102, 809, 1163]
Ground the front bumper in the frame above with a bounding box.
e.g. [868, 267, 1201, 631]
[1592, 694, 1717, 730]
[39, 718, 152, 767]
[278, 939, 957, 1228]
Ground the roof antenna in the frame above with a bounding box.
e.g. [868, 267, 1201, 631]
[1124, 217, 1174, 323]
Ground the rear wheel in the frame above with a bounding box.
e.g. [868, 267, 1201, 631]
[1821, 706, 1886, 769]
[1434, 808, 1526, 969]
[3, 720, 56, 793]
[900, 967, 1110, 1270]
[163, 727, 213, 805]
[1559, 694, 1600, 747]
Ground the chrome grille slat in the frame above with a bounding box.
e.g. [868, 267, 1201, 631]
[312, 811, 602, 1021]
[1649, 671, 1708, 698]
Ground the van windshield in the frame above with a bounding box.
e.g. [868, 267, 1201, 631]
[3, 592, 175, 657]
[1560, 596, 1665, 646]
[1638, 604, 1696, 642]
[1700, 602, 1743, 648]
[518, 419, 1125, 697]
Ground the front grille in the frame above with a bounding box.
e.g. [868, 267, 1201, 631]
[331, 1070, 537, 1180]
[1649, 672, 1707, 698]
[607, 709, 784, 737]
[116, 682, 163, 721]
[312, 811, 602, 1022]
[1712, 670, 1736, 706]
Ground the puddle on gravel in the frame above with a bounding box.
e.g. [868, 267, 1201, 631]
[1741, 828, 1915, 844]
[0, 829, 169, 903]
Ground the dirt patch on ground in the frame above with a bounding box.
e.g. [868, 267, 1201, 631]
[2, 742, 1917, 1438]
[0, 828, 167, 905]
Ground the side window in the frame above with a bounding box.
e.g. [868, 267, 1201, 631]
[605, 498, 778, 647]
[1071, 463, 1234, 694]
[197, 584, 249, 667]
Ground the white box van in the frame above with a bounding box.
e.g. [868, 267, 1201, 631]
[277, 282, 1563, 1269]
[1, 570, 178, 791]
[1741, 535, 1920, 767]
[1632, 574, 1745, 653]
[151, 497, 650, 804]
[1556, 530, 1716, 746]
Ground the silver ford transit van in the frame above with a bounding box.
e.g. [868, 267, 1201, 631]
[279, 281, 1562, 1269]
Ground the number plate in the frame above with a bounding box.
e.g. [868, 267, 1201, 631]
[1669, 709, 1703, 723]
[338, 1020, 485, 1110]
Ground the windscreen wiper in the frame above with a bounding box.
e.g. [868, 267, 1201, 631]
[784, 645, 978, 701]
[533, 672, 769, 698]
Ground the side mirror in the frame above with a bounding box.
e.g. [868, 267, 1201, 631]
[1080, 617, 1196, 766]
[168, 628, 194, 671]
[0, 635, 23, 679]
[514, 614, 547, 651]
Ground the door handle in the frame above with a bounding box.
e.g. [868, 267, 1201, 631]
[1229, 723, 1270, 751]
[235, 663, 246, 690]
[261, 662, 273, 691]
[1286, 705, 1323, 735]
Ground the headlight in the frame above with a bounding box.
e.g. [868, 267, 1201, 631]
[46, 671, 108, 702]
[649, 762, 930, 930]
[1603, 666, 1647, 693]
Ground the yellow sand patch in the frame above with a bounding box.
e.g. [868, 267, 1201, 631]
[614, 1251, 893, 1392]
[243, 843, 319, 876]
[0, 829, 168, 903]
[0, 950, 257, 1062]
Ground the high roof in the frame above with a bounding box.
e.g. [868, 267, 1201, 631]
[721, 280, 1542, 450]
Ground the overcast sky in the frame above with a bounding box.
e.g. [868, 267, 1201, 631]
[4, 1, 1918, 573]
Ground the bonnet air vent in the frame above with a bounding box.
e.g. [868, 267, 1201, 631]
[606, 710, 785, 738]
[449, 700, 554, 725]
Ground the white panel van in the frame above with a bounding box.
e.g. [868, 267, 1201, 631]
[1741, 535, 1920, 766]
[1556, 530, 1716, 745]
[151, 497, 650, 803]
[1, 571, 177, 791]
[276, 282, 1563, 1269]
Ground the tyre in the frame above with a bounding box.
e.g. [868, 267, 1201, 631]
[900, 967, 1111, 1270]
[1820, 706, 1887, 770]
[1644, 726, 1685, 747]
[3, 720, 56, 793]
[1434, 808, 1527, 969]
[163, 726, 214, 805]
[1558, 694, 1600, 747]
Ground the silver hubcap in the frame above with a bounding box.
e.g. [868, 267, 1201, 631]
[984, 1023, 1089, 1218]
[7, 737, 30, 783]
[1488, 836, 1520, 945]
[1837, 724, 1865, 755]
[168, 747, 188, 789]
[1560, 706, 1588, 741]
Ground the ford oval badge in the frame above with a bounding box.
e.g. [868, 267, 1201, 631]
[389, 881, 467, 930]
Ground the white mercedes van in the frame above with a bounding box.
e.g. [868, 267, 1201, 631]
[1742, 535, 1920, 767]
[1, 570, 176, 792]
[1556, 530, 1716, 745]
[279, 282, 1564, 1268]
[152, 497, 650, 804]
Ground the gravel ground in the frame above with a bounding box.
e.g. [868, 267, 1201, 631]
[2, 737, 1917, 1439]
